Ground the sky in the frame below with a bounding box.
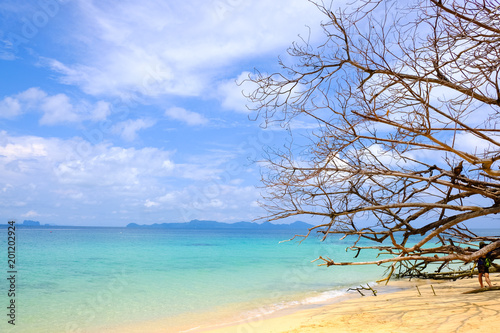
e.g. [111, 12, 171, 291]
[0, 0, 329, 226]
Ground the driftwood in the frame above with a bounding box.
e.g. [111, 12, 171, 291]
[347, 284, 378, 296]
[396, 263, 500, 281]
[463, 286, 500, 294]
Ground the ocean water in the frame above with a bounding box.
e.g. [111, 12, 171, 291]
[0, 226, 392, 333]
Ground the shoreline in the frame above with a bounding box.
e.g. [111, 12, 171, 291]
[191, 279, 429, 332]
[94, 283, 372, 333]
[198, 274, 500, 333]
[95, 278, 448, 333]
[93, 274, 500, 333]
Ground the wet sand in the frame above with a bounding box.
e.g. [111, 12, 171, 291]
[201, 273, 500, 333]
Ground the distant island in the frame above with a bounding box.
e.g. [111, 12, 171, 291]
[22, 220, 41, 226]
[0, 219, 314, 229]
[0, 220, 56, 227]
[126, 220, 314, 230]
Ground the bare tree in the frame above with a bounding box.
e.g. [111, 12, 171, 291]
[245, 0, 500, 281]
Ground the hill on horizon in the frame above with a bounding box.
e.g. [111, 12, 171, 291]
[126, 219, 314, 230]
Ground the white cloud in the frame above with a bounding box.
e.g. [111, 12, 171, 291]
[111, 118, 156, 141]
[0, 50, 15, 61]
[144, 199, 159, 208]
[42, 0, 326, 98]
[454, 132, 500, 157]
[364, 143, 416, 169]
[90, 101, 111, 121]
[54, 147, 171, 189]
[0, 96, 21, 118]
[2, 184, 13, 192]
[164, 107, 208, 126]
[0, 140, 48, 160]
[218, 72, 254, 113]
[152, 183, 262, 221]
[0, 132, 177, 219]
[39, 93, 79, 125]
[22, 210, 40, 218]
[54, 189, 84, 200]
[0, 130, 174, 186]
[0, 0, 328, 226]
[0, 87, 111, 124]
[0, 131, 265, 225]
[17, 87, 48, 102]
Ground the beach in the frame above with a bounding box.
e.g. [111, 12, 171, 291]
[198, 274, 500, 333]
[5, 228, 500, 333]
[4, 227, 392, 333]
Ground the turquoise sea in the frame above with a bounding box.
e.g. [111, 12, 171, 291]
[1, 226, 403, 332]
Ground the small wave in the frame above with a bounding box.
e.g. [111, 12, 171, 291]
[240, 287, 357, 321]
[187, 284, 379, 332]
[300, 289, 348, 304]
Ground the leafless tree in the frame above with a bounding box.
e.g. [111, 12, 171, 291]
[245, 0, 500, 281]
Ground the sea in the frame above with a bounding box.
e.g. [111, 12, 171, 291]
[0, 225, 464, 333]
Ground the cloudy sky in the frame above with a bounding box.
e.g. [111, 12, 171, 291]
[0, 0, 329, 226]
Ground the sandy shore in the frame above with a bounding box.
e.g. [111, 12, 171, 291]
[96, 274, 500, 333]
[200, 273, 500, 333]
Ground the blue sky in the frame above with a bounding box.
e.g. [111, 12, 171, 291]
[0, 0, 328, 226]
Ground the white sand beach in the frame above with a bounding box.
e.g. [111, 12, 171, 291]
[96, 273, 500, 333]
[199, 274, 500, 333]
